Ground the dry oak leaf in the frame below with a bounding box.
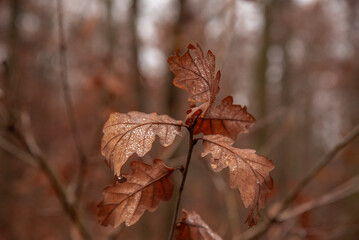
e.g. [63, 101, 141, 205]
[194, 96, 256, 140]
[168, 43, 220, 105]
[97, 159, 174, 227]
[201, 135, 274, 227]
[101, 111, 182, 176]
[175, 209, 222, 240]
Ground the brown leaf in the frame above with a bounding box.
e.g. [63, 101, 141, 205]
[168, 43, 220, 104]
[201, 135, 274, 227]
[193, 96, 256, 140]
[101, 111, 182, 176]
[175, 209, 222, 240]
[97, 159, 174, 227]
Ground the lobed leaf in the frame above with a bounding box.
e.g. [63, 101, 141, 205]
[97, 159, 174, 227]
[201, 135, 274, 227]
[168, 43, 220, 105]
[175, 209, 222, 240]
[193, 96, 256, 140]
[101, 111, 182, 176]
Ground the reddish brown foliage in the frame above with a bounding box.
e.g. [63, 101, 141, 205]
[168, 43, 220, 105]
[168, 45, 255, 141]
[175, 210, 222, 240]
[101, 111, 182, 176]
[98, 159, 174, 227]
[99, 43, 274, 234]
[193, 96, 256, 140]
[202, 135, 274, 227]
[168, 44, 273, 227]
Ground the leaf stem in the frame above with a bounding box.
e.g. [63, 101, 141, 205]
[168, 128, 197, 240]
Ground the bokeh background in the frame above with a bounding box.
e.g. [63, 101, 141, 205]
[1, 0, 359, 239]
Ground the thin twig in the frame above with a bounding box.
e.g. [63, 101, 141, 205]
[293, 220, 359, 240]
[236, 122, 359, 240]
[20, 113, 91, 239]
[56, 0, 87, 203]
[0, 136, 38, 168]
[277, 123, 359, 214]
[0, 113, 92, 239]
[279, 173, 359, 221]
[168, 128, 197, 240]
[215, 0, 236, 69]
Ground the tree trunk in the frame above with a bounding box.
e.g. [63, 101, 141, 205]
[253, 1, 272, 148]
[130, 0, 147, 112]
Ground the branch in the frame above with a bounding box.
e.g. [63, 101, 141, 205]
[278, 123, 359, 213]
[3, 113, 92, 240]
[0, 136, 38, 168]
[168, 129, 197, 240]
[56, 0, 87, 202]
[279, 173, 359, 221]
[236, 122, 359, 240]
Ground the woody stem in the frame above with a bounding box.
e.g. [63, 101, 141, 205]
[168, 128, 197, 240]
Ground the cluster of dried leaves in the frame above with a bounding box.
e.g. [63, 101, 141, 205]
[98, 43, 275, 239]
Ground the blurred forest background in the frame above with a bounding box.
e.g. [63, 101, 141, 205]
[1, 0, 359, 239]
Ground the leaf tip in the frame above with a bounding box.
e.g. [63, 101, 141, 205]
[187, 43, 196, 50]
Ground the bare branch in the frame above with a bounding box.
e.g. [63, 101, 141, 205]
[236, 122, 359, 240]
[3, 112, 92, 240]
[0, 135, 38, 168]
[278, 123, 359, 213]
[279, 173, 359, 221]
[56, 0, 87, 203]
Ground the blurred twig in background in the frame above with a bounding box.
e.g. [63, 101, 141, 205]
[237, 122, 359, 240]
[56, 0, 88, 204]
[0, 112, 91, 239]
